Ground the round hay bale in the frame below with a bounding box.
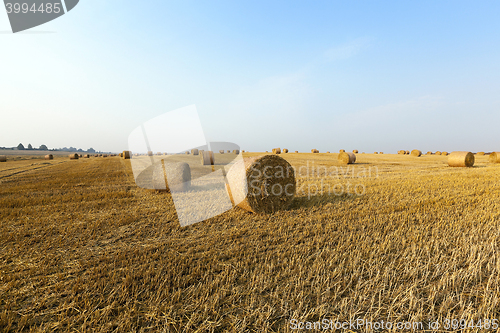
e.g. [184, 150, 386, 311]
[476, 152, 485, 156]
[311, 149, 319, 153]
[233, 150, 240, 154]
[123, 151, 131, 159]
[405, 150, 410, 155]
[225, 155, 296, 214]
[191, 149, 199, 155]
[164, 162, 191, 191]
[435, 151, 442, 155]
[227, 150, 231, 153]
[219, 150, 224, 154]
[339, 149, 345, 153]
[83, 154, 90, 158]
[397, 150, 404, 155]
[272, 148, 281, 154]
[374, 152, 378, 154]
[69, 153, 79, 160]
[185, 151, 190, 155]
[147, 151, 153, 156]
[411, 150, 422, 157]
[44, 154, 53, 160]
[338, 152, 356, 165]
[295, 151, 298, 153]
[489, 152, 500, 163]
[326, 151, 330, 154]
[282, 149, 288, 153]
[353, 150, 359, 154]
[0, 155, 6, 162]
[448, 151, 475, 167]
[200, 151, 214, 165]
[380, 152, 384, 154]
[103, 154, 108, 157]
[442, 151, 448, 156]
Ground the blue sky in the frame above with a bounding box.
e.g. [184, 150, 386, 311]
[1, 1, 499, 153]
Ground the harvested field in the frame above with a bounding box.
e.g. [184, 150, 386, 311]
[1, 152, 500, 332]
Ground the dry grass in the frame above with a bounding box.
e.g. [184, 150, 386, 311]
[1, 153, 500, 332]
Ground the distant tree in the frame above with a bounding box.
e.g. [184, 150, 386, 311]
[27, 144, 33, 150]
[88, 148, 96, 153]
[77, 148, 84, 152]
[17, 143, 25, 150]
[39, 144, 48, 151]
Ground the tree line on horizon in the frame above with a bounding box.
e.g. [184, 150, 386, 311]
[0, 143, 100, 153]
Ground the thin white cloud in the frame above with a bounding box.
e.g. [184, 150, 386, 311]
[323, 37, 372, 62]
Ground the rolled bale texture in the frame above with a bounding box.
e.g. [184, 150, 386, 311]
[272, 148, 281, 154]
[426, 151, 432, 155]
[225, 155, 296, 214]
[411, 150, 422, 157]
[476, 152, 485, 156]
[44, 154, 53, 160]
[103, 154, 108, 157]
[282, 149, 288, 153]
[489, 152, 500, 163]
[233, 150, 240, 154]
[200, 151, 214, 165]
[147, 151, 153, 156]
[185, 151, 190, 155]
[339, 149, 345, 153]
[69, 153, 79, 160]
[435, 151, 442, 155]
[338, 152, 356, 165]
[448, 151, 475, 167]
[311, 149, 319, 153]
[163, 162, 191, 191]
[405, 150, 410, 155]
[353, 150, 359, 154]
[0, 155, 6, 162]
[191, 149, 199, 155]
[123, 151, 131, 159]
[442, 151, 448, 156]
[219, 150, 224, 154]
[295, 151, 298, 153]
[374, 152, 378, 154]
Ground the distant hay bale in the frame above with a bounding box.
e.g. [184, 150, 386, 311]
[272, 148, 281, 154]
[219, 150, 224, 154]
[227, 150, 231, 153]
[147, 151, 153, 156]
[200, 151, 214, 165]
[405, 150, 410, 155]
[69, 153, 79, 160]
[185, 151, 190, 155]
[0, 155, 6, 162]
[45, 154, 53, 160]
[426, 151, 432, 155]
[476, 152, 485, 156]
[311, 149, 319, 153]
[380, 152, 384, 154]
[398, 150, 404, 155]
[338, 152, 356, 165]
[326, 151, 330, 154]
[442, 151, 448, 156]
[191, 149, 199, 155]
[123, 151, 131, 159]
[282, 149, 288, 153]
[374, 152, 378, 154]
[233, 150, 240, 154]
[411, 150, 422, 157]
[78, 154, 82, 158]
[242, 150, 245, 153]
[339, 149, 345, 153]
[157, 152, 162, 156]
[295, 151, 298, 153]
[489, 152, 500, 163]
[448, 151, 475, 167]
[353, 150, 359, 154]
[225, 155, 296, 214]
[83, 154, 90, 158]
[103, 154, 108, 157]
[119, 153, 123, 158]
[435, 151, 442, 155]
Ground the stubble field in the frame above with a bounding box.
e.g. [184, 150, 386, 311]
[1, 152, 500, 332]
